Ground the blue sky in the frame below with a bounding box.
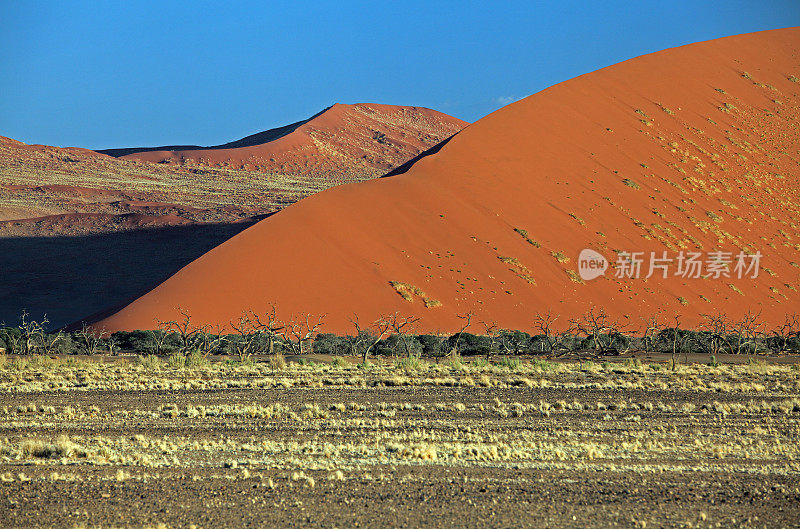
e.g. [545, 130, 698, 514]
[1, 1, 798, 149]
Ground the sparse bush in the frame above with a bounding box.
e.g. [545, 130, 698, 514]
[623, 358, 642, 369]
[20, 435, 87, 459]
[269, 352, 287, 370]
[395, 355, 425, 372]
[471, 358, 490, 370]
[186, 350, 208, 367]
[332, 357, 349, 368]
[497, 357, 521, 370]
[532, 359, 556, 371]
[442, 350, 464, 369]
[167, 353, 186, 369]
[622, 178, 640, 189]
[356, 360, 373, 370]
[138, 354, 162, 370]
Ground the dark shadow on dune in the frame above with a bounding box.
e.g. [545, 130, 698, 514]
[0, 221, 259, 330]
[381, 133, 458, 178]
[97, 107, 332, 158]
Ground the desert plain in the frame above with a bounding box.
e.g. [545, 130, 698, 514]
[1, 353, 799, 528]
[0, 23, 799, 529]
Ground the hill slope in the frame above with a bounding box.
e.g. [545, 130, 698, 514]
[100, 103, 467, 187]
[95, 28, 800, 334]
[1, 104, 466, 235]
[0, 105, 465, 328]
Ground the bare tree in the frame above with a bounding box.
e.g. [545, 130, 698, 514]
[573, 307, 622, 354]
[700, 313, 733, 356]
[640, 315, 663, 354]
[106, 334, 120, 356]
[731, 310, 765, 355]
[480, 320, 499, 361]
[146, 329, 170, 356]
[769, 313, 799, 354]
[38, 328, 63, 356]
[497, 329, 528, 356]
[659, 315, 690, 370]
[280, 313, 326, 355]
[195, 324, 226, 358]
[350, 314, 391, 363]
[554, 319, 580, 355]
[229, 313, 261, 363]
[158, 308, 208, 355]
[251, 304, 285, 356]
[450, 311, 473, 357]
[533, 310, 560, 353]
[387, 312, 421, 357]
[75, 323, 103, 355]
[17, 310, 48, 355]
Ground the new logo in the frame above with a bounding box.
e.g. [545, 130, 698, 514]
[578, 249, 608, 281]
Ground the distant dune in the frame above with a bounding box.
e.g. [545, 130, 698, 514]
[100, 103, 468, 183]
[1, 104, 466, 235]
[95, 28, 800, 334]
[0, 105, 466, 328]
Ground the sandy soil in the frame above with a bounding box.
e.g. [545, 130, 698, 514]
[1, 355, 798, 527]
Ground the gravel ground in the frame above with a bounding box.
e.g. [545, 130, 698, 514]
[1, 356, 798, 528]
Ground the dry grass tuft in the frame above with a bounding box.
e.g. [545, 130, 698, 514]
[389, 281, 441, 307]
[622, 178, 640, 189]
[16, 435, 88, 459]
[497, 256, 536, 285]
[514, 227, 541, 248]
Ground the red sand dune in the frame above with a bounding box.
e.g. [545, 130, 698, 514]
[96, 28, 800, 334]
[102, 104, 467, 182]
[1, 105, 465, 231]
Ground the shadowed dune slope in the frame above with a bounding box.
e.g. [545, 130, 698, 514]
[96, 28, 800, 334]
[0, 222, 258, 329]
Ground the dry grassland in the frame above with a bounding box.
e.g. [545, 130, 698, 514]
[1, 356, 798, 527]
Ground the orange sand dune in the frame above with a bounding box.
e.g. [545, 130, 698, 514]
[96, 28, 800, 334]
[102, 104, 467, 183]
[2, 105, 465, 230]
